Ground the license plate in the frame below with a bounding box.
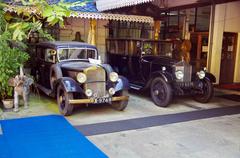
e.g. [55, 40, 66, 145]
[94, 97, 112, 104]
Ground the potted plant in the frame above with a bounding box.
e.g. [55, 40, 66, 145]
[0, 32, 29, 109]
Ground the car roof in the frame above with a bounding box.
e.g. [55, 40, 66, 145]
[37, 41, 97, 49]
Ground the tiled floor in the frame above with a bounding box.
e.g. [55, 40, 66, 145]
[1, 88, 240, 158]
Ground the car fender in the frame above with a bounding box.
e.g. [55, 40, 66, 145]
[50, 64, 63, 89]
[146, 71, 173, 88]
[114, 76, 129, 92]
[101, 64, 114, 74]
[54, 77, 84, 94]
[205, 72, 216, 83]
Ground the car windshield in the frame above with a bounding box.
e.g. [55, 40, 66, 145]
[142, 40, 185, 61]
[142, 41, 174, 57]
[58, 48, 97, 61]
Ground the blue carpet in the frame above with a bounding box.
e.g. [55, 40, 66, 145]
[0, 115, 108, 158]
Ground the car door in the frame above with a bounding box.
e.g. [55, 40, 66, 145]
[39, 47, 56, 88]
[140, 55, 152, 81]
[128, 40, 142, 82]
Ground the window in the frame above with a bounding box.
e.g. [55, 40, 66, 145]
[168, 11, 179, 31]
[196, 6, 211, 31]
[108, 21, 152, 39]
[179, 8, 196, 32]
[164, 5, 211, 39]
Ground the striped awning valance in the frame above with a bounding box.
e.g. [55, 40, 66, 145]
[96, 0, 154, 11]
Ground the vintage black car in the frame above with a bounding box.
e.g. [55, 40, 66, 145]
[107, 38, 216, 107]
[31, 41, 129, 115]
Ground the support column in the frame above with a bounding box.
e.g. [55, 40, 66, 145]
[87, 19, 97, 46]
[181, 11, 191, 63]
[234, 33, 240, 82]
[208, 4, 226, 84]
[153, 20, 161, 55]
[153, 20, 161, 40]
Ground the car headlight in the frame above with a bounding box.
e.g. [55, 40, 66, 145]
[197, 70, 205, 79]
[109, 72, 118, 82]
[162, 66, 166, 71]
[175, 70, 184, 80]
[85, 89, 93, 97]
[109, 88, 115, 95]
[77, 72, 87, 83]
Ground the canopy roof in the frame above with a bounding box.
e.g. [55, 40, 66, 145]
[96, 0, 238, 11]
[97, 0, 153, 11]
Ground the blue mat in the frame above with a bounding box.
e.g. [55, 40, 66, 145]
[0, 115, 108, 158]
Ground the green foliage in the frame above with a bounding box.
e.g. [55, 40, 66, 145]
[0, 4, 6, 33]
[0, 31, 29, 99]
[1, 0, 89, 41]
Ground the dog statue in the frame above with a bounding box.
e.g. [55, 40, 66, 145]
[9, 67, 34, 112]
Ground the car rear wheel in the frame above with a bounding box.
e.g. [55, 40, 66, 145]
[111, 90, 128, 111]
[57, 85, 74, 116]
[150, 77, 172, 107]
[193, 79, 214, 103]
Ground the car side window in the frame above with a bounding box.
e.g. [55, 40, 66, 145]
[45, 49, 56, 63]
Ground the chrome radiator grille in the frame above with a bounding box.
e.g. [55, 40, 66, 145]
[174, 61, 192, 82]
[84, 66, 106, 97]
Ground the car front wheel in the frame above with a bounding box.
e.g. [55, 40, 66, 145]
[150, 77, 172, 107]
[111, 90, 128, 111]
[193, 79, 214, 103]
[57, 85, 74, 116]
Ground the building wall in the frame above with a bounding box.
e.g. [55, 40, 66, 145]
[208, 1, 240, 84]
[59, 18, 108, 62]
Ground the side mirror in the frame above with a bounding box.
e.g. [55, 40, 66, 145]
[50, 50, 56, 56]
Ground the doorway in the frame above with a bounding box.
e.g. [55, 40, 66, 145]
[219, 32, 238, 84]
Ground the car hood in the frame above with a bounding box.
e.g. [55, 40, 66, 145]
[143, 55, 177, 67]
[59, 61, 97, 72]
[154, 57, 176, 66]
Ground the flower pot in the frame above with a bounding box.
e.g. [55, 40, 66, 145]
[2, 99, 14, 109]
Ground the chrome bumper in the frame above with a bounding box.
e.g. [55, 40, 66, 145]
[69, 96, 129, 105]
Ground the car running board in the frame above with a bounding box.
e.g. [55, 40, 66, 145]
[36, 84, 53, 96]
[129, 83, 143, 90]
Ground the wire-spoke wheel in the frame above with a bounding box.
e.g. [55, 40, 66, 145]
[57, 85, 74, 116]
[150, 77, 172, 107]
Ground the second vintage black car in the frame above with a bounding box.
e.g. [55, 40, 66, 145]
[107, 38, 216, 107]
[31, 41, 129, 115]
